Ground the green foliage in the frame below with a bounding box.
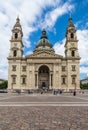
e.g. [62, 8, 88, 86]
[80, 82, 88, 89]
[0, 80, 8, 89]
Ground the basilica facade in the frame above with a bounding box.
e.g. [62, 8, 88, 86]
[8, 17, 80, 92]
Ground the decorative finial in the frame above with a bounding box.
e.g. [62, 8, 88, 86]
[40, 29, 47, 39]
[69, 13, 72, 21]
[42, 29, 46, 35]
[69, 13, 72, 24]
[16, 15, 20, 23]
[70, 13, 72, 19]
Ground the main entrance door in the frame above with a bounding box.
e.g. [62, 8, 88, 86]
[38, 65, 49, 90]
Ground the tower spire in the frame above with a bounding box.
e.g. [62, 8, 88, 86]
[65, 17, 79, 59]
[13, 16, 22, 30]
[12, 16, 23, 38]
[68, 16, 74, 28]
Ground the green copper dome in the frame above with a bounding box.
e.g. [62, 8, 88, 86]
[36, 29, 52, 49]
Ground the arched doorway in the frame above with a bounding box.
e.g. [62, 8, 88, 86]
[38, 65, 49, 90]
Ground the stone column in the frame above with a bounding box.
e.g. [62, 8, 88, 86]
[49, 72, 53, 89]
[35, 74, 37, 87]
[35, 71, 38, 89]
[49, 73, 51, 89]
[51, 74, 53, 87]
[37, 73, 38, 89]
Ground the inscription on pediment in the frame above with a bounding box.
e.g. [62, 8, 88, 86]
[26, 51, 63, 58]
[35, 53, 53, 57]
[31, 52, 57, 57]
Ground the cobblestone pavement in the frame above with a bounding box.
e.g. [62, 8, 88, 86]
[0, 93, 88, 130]
[0, 106, 88, 130]
[0, 93, 88, 103]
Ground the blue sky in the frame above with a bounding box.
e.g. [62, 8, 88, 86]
[0, 0, 88, 80]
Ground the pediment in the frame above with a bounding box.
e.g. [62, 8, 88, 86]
[26, 51, 63, 58]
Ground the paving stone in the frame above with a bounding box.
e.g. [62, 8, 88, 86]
[0, 93, 88, 129]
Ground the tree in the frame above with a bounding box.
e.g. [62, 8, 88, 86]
[80, 82, 88, 89]
[0, 80, 8, 89]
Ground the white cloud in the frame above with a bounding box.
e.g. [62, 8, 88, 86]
[41, 2, 74, 29]
[77, 29, 88, 77]
[0, 68, 8, 80]
[80, 67, 88, 76]
[0, 0, 74, 79]
[77, 30, 88, 65]
[25, 51, 33, 56]
[53, 39, 65, 56]
[54, 28, 88, 79]
[1, 0, 88, 80]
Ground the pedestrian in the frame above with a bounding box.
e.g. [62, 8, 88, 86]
[73, 89, 76, 96]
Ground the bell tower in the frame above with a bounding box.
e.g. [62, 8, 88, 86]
[9, 17, 23, 58]
[64, 17, 80, 91]
[65, 17, 79, 58]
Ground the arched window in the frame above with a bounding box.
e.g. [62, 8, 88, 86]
[12, 77, 16, 84]
[72, 77, 75, 84]
[12, 75, 17, 84]
[71, 50, 75, 57]
[13, 50, 17, 57]
[62, 77, 66, 84]
[22, 77, 26, 84]
[71, 33, 74, 38]
[15, 33, 18, 39]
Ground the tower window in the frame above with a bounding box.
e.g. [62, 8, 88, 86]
[71, 50, 75, 57]
[72, 77, 76, 84]
[15, 33, 18, 39]
[72, 65, 76, 71]
[62, 66, 66, 71]
[22, 66, 26, 71]
[12, 77, 16, 84]
[62, 77, 66, 84]
[71, 33, 74, 38]
[22, 77, 26, 84]
[12, 65, 16, 71]
[13, 50, 17, 57]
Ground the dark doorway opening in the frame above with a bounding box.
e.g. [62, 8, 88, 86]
[38, 65, 49, 91]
